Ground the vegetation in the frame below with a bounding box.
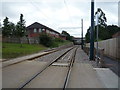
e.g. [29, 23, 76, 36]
[52, 38, 71, 48]
[2, 14, 26, 39]
[61, 31, 73, 41]
[39, 33, 71, 48]
[2, 14, 72, 59]
[15, 14, 26, 46]
[85, 8, 120, 43]
[2, 17, 11, 37]
[2, 39, 71, 59]
[85, 25, 120, 43]
[39, 33, 53, 47]
[95, 8, 107, 26]
[2, 43, 47, 59]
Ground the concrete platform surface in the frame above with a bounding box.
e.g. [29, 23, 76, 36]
[67, 63, 105, 88]
[2, 50, 55, 68]
[2, 61, 47, 88]
[94, 68, 119, 88]
[24, 66, 68, 88]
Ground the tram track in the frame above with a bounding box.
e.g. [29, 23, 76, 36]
[17, 46, 78, 89]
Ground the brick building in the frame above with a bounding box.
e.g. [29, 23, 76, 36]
[26, 22, 61, 39]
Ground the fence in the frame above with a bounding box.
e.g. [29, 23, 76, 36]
[86, 37, 120, 60]
[2, 37, 39, 44]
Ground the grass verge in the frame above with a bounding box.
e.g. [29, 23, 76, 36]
[2, 40, 72, 59]
[2, 43, 47, 59]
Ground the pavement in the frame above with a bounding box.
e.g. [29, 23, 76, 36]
[103, 56, 120, 77]
[2, 49, 57, 68]
[67, 63, 105, 88]
[94, 68, 118, 88]
[3, 61, 48, 88]
[73, 46, 119, 88]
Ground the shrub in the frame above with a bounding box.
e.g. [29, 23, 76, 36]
[39, 33, 53, 47]
[54, 38, 65, 42]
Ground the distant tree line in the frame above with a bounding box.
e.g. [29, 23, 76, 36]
[85, 25, 120, 43]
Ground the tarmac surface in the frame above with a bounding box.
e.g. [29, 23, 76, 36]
[3, 61, 47, 88]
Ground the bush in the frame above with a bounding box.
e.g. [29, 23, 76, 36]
[39, 33, 53, 47]
[54, 38, 65, 42]
[50, 42, 58, 48]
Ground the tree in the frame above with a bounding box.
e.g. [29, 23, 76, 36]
[9, 22, 16, 37]
[61, 31, 73, 41]
[95, 8, 107, 26]
[2, 17, 11, 37]
[85, 25, 120, 43]
[15, 14, 26, 47]
[85, 27, 90, 43]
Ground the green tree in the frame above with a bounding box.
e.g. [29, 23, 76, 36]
[95, 8, 107, 26]
[15, 14, 26, 47]
[85, 25, 120, 43]
[9, 22, 16, 37]
[61, 31, 73, 41]
[85, 27, 90, 43]
[2, 17, 11, 37]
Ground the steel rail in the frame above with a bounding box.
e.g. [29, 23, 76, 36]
[63, 46, 78, 90]
[17, 46, 75, 90]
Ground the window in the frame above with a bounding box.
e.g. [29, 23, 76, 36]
[46, 30, 49, 33]
[53, 32, 55, 35]
[39, 28, 42, 32]
[42, 29, 45, 31]
[34, 28, 37, 33]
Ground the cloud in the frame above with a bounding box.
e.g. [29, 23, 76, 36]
[1, 0, 118, 37]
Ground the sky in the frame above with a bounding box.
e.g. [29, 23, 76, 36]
[0, 0, 119, 37]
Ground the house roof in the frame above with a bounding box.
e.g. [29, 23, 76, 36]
[27, 22, 60, 34]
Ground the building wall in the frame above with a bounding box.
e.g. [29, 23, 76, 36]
[27, 28, 60, 38]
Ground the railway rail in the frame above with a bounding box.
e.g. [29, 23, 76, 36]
[17, 46, 78, 89]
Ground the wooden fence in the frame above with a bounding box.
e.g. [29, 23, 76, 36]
[2, 37, 39, 44]
[86, 37, 120, 60]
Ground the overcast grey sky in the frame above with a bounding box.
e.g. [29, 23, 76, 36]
[1, 0, 119, 37]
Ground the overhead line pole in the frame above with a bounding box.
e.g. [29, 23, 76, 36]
[90, 0, 94, 60]
[81, 19, 83, 49]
